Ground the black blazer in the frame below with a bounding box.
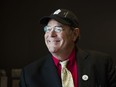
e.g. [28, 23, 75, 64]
[19, 48, 116, 87]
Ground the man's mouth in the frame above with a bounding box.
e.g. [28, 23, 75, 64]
[47, 40, 60, 43]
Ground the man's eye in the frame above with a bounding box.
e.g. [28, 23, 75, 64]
[55, 27, 63, 32]
[47, 28, 51, 31]
[44, 26, 51, 32]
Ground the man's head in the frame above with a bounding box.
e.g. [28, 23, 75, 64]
[40, 9, 80, 55]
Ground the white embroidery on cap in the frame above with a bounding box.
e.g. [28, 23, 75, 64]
[64, 12, 69, 17]
[53, 9, 61, 15]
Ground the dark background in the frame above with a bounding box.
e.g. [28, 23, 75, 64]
[1, 0, 116, 86]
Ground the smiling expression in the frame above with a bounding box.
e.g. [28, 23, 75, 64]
[44, 19, 78, 55]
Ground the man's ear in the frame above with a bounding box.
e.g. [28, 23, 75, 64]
[73, 28, 80, 42]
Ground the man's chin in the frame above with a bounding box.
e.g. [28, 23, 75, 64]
[49, 49, 59, 54]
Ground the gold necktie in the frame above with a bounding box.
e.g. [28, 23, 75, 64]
[60, 60, 74, 87]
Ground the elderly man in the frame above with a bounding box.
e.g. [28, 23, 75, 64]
[19, 9, 116, 87]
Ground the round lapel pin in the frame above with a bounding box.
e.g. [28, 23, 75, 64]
[82, 75, 89, 81]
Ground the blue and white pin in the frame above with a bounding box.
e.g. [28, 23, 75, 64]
[82, 75, 89, 81]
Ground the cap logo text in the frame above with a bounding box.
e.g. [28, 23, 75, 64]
[53, 9, 61, 15]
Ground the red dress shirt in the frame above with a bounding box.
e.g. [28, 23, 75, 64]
[52, 49, 78, 87]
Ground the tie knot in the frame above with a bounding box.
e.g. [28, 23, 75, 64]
[60, 59, 69, 68]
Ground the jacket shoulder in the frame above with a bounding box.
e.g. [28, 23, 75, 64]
[22, 54, 51, 74]
[81, 49, 113, 66]
[84, 49, 111, 60]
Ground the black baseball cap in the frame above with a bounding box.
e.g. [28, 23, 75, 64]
[40, 9, 79, 28]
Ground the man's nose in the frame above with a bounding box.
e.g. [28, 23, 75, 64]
[49, 30, 57, 37]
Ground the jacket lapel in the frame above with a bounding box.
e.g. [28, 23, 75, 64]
[76, 48, 98, 87]
[76, 48, 89, 87]
[41, 55, 62, 87]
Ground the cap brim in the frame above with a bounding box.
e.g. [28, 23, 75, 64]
[40, 15, 71, 25]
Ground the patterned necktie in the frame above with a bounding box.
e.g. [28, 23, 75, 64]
[60, 60, 74, 87]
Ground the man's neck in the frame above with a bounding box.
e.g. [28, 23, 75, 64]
[52, 46, 75, 61]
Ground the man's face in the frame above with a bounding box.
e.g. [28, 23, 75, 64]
[44, 19, 78, 54]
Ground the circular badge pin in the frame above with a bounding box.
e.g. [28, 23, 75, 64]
[82, 75, 89, 81]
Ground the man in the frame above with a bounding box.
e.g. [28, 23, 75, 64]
[19, 9, 116, 87]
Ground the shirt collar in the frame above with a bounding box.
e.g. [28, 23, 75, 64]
[52, 48, 76, 67]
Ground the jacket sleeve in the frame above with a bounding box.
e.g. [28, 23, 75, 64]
[19, 69, 27, 87]
[107, 56, 116, 87]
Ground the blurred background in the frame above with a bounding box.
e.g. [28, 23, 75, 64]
[1, 0, 116, 87]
